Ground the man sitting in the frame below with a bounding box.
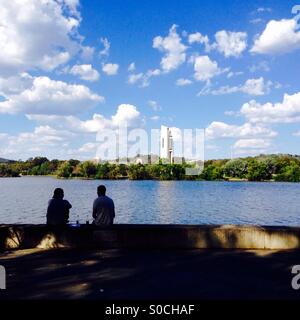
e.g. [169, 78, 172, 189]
[93, 185, 115, 225]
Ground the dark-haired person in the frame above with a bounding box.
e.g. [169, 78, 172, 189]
[92, 185, 115, 225]
[47, 188, 72, 225]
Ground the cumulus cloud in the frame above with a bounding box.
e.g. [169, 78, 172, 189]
[69, 64, 100, 81]
[199, 77, 273, 96]
[0, 0, 85, 76]
[27, 104, 142, 133]
[193, 55, 223, 83]
[233, 138, 271, 149]
[214, 30, 247, 57]
[205, 121, 277, 140]
[188, 32, 210, 51]
[251, 19, 300, 54]
[241, 92, 300, 123]
[0, 76, 104, 115]
[0, 125, 75, 159]
[176, 78, 193, 86]
[102, 63, 119, 75]
[153, 25, 187, 72]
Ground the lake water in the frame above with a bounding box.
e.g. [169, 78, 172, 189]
[0, 176, 299, 225]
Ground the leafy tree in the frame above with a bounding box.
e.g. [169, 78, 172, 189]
[275, 164, 300, 182]
[57, 161, 73, 178]
[247, 159, 271, 181]
[223, 159, 247, 178]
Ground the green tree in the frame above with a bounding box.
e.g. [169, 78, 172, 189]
[275, 164, 300, 182]
[57, 161, 73, 178]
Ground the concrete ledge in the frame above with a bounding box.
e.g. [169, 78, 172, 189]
[1, 224, 300, 251]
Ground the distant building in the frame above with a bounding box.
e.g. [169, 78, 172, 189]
[160, 125, 173, 163]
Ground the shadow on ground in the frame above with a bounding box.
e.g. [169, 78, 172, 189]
[0, 247, 300, 300]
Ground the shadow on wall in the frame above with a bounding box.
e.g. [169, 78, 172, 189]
[1, 224, 300, 251]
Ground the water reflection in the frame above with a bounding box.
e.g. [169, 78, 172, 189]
[0, 177, 299, 225]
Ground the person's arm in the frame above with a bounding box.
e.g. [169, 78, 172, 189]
[92, 199, 97, 219]
[64, 200, 71, 223]
[112, 201, 115, 219]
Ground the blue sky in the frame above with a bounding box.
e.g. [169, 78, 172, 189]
[0, 0, 300, 160]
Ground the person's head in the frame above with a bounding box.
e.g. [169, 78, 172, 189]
[53, 188, 64, 199]
[97, 185, 106, 196]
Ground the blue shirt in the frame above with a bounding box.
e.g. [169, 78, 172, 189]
[93, 195, 115, 225]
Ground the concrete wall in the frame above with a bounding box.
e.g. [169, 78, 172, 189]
[1, 224, 300, 251]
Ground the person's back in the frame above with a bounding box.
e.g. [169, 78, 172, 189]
[93, 185, 115, 225]
[47, 188, 72, 225]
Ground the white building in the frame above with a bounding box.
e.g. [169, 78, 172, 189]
[160, 125, 173, 163]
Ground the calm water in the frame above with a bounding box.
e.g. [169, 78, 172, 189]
[0, 176, 300, 225]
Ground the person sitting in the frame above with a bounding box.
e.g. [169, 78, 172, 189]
[47, 188, 72, 225]
[93, 185, 115, 225]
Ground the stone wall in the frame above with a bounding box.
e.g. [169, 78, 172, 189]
[1, 224, 300, 251]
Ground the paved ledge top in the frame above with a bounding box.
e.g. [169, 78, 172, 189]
[1, 223, 300, 230]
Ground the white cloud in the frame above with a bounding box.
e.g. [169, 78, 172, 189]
[241, 91, 300, 124]
[147, 100, 161, 111]
[128, 62, 136, 72]
[80, 46, 95, 61]
[78, 142, 98, 153]
[214, 31, 247, 57]
[27, 104, 142, 133]
[99, 37, 110, 56]
[0, 76, 103, 115]
[250, 18, 264, 25]
[0, 0, 84, 76]
[249, 61, 270, 73]
[128, 73, 144, 85]
[69, 64, 100, 81]
[153, 24, 187, 72]
[251, 19, 300, 54]
[127, 69, 161, 87]
[257, 7, 272, 13]
[176, 78, 193, 86]
[188, 32, 210, 51]
[193, 55, 222, 82]
[0, 73, 33, 96]
[150, 116, 160, 121]
[102, 63, 119, 75]
[227, 71, 244, 79]
[242, 78, 272, 95]
[199, 77, 273, 96]
[0, 125, 75, 160]
[233, 138, 271, 149]
[205, 121, 277, 140]
[293, 131, 300, 136]
[111, 104, 141, 127]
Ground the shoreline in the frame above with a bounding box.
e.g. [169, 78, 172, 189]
[1, 175, 299, 183]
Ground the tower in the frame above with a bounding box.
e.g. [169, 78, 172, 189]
[160, 125, 173, 163]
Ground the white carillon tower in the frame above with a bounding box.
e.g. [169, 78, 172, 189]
[160, 125, 174, 163]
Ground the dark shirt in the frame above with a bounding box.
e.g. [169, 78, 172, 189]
[47, 198, 72, 225]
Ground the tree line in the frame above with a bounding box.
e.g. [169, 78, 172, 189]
[1, 154, 300, 182]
